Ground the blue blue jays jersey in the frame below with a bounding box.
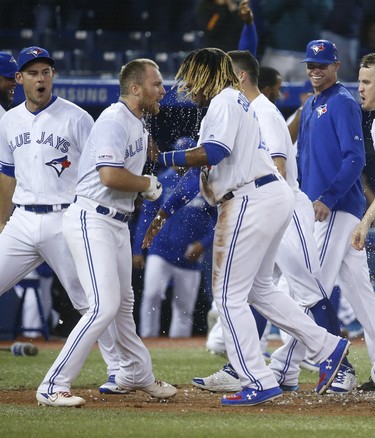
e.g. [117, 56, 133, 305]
[297, 82, 366, 219]
[132, 168, 216, 270]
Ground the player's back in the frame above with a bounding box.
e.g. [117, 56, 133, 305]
[199, 88, 276, 204]
[251, 93, 299, 193]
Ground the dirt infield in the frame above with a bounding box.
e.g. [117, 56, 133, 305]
[1, 337, 375, 415]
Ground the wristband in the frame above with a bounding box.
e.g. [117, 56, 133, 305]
[157, 151, 187, 167]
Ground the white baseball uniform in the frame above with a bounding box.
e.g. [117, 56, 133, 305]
[0, 96, 119, 376]
[38, 101, 156, 393]
[205, 94, 341, 382]
[199, 87, 341, 389]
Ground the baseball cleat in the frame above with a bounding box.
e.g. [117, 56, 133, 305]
[280, 384, 299, 392]
[192, 363, 241, 392]
[326, 364, 357, 394]
[357, 377, 375, 391]
[115, 379, 177, 399]
[221, 386, 282, 406]
[36, 391, 85, 407]
[99, 375, 131, 394]
[316, 338, 350, 395]
[357, 366, 375, 391]
[300, 358, 319, 373]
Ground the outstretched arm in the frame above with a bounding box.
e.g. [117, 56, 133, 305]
[142, 168, 200, 249]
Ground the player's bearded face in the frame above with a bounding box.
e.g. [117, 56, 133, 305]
[191, 89, 209, 108]
[139, 66, 166, 116]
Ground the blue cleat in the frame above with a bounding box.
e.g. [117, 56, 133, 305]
[316, 338, 350, 395]
[221, 386, 282, 406]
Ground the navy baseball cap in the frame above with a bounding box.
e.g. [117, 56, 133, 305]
[171, 137, 197, 151]
[0, 52, 18, 78]
[17, 46, 55, 71]
[301, 40, 338, 65]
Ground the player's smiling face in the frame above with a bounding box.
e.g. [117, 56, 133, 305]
[138, 65, 166, 116]
[306, 62, 339, 93]
[358, 65, 375, 111]
[16, 61, 54, 112]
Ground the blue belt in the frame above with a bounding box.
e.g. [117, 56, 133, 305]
[254, 173, 279, 188]
[16, 204, 70, 213]
[222, 174, 279, 202]
[96, 205, 131, 223]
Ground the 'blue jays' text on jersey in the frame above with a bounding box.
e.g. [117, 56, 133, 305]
[132, 168, 216, 270]
[297, 82, 366, 219]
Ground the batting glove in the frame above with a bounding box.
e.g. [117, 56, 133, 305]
[141, 175, 162, 201]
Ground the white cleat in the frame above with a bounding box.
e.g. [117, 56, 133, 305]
[326, 364, 357, 394]
[36, 391, 86, 407]
[115, 379, 177, 399]
[192, 363, 241, 392]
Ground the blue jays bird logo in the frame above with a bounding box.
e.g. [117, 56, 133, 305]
[27, 48, 44, 57]
[316, 104, 328, 118]
[45, 155, 71, 177]
[311, 43, 325, 55]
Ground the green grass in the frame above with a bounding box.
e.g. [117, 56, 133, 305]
[0, 340, 373, 438]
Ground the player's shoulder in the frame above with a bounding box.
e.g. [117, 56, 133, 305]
[252, 94, 277, 114]
[332, 83, 358, 104]
[213, 87, 242, 105]
[54, 96, 92, 116]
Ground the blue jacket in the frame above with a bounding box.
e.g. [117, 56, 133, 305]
[297, 82, 366, 219]
[132, 168, 216, 270]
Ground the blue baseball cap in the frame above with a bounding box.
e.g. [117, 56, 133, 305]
[0, 52, 18, 78]
[17, 46, 55, 71]
[171, 137, 197, 151]
[301, 40, 338, 65]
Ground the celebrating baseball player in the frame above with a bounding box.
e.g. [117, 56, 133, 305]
[296, 40, 375, 394]
[192, 50, 350, 394]
[37, 58, 177, 407]
[0, 46, 120, 402]
[0, 52, 17, 118]
[351, 52, 375, 391]
[143, 48, 350, 406]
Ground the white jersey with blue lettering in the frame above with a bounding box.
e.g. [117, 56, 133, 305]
[198, 88, 277, 206]
[372, 119, 375, 150]
[75, 101, 148, 213]
[0, 96, 93, 205]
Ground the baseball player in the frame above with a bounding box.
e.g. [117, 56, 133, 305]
[351, 52, 375, 391]
[0, 46, 120, 398]
[191, 51, 350, 394]
[296, 40, 375, 393]
[37, 58, 177, 407]
[133, 137, 216, 338]
[143, 48, 350, 406]
[0, 52, 17, 118]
